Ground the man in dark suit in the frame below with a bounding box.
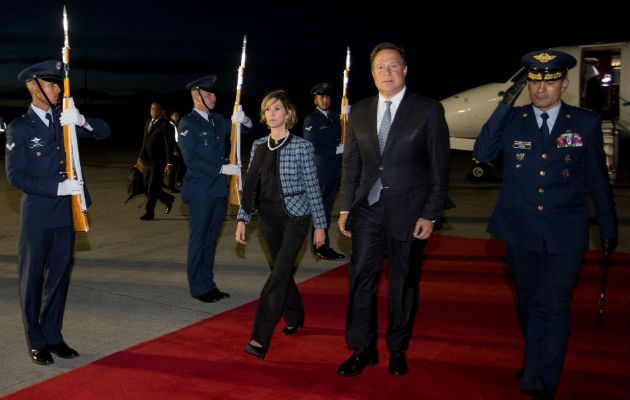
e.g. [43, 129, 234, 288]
[137, 102, 175, 220]
[303, 82, 345, 260]
[337, 43, 451, 377]
[473, 50, 618, 400]
[5, 60, 110, 365]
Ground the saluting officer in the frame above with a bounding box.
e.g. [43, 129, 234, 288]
[177, 74, 252, 303]
[303, 83, 345, 260]
[474, 50, 618, 400]
[5, 60, 111, 365]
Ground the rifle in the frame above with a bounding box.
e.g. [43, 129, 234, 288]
[228, 35, 247, 206]
[340, 46, 351, 144]
[61, 6, 89, 232]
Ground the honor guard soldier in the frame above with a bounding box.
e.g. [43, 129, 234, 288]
[177, 74, 252, 303]
[303, 82, 345, 260]
[5, 60, 111, 365]
[474, 50, 618, 400]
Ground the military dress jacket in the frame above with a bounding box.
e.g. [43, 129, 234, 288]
[473, 102, 617, 253]
[177, 110, 236, 202]
[5, 106, 111, 229]
[237, 134, 327, 229]
[303, 108, 342, 179]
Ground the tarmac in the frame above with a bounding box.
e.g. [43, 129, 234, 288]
[0, 140, 628, 397]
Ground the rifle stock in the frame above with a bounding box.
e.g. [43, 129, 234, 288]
[228, 100, 241, 206]
[62, 7, 89, 232]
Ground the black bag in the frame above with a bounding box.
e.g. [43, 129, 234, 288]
[125, 167, 145, 203]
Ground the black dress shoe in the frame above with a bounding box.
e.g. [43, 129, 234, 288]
[193, 288, 230, 303]
[515, 366, 524, 380]
[388, 351, 408, 375]
[48, 342, 79, 359]
[244, 342, 266, 360]
[337, 348, 378, 377]
[164, 197, 174, 214]
[327, 248, 346, 259]
[532, 389, 554, 400]
[282, 323, 303, 335]
[313, 246, 328, 259]
[139, 212, 154, 221]
[29, 348, 54, 365]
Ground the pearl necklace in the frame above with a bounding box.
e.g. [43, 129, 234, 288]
[267, 131, 290, 151]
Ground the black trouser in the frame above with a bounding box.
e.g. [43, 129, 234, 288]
[345, 200, 425, 352]
[143, 164, 174, 215]
[250, 201, 308, 349]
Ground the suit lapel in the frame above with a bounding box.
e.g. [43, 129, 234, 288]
[362, 96, 380, 161]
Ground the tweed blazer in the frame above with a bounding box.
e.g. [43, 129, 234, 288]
[237, 134, 327, 228]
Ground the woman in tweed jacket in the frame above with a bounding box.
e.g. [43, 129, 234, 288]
[236, 90, 326, 360]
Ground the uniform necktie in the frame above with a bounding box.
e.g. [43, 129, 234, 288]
[540, 112, 549, 137]
[367, 100, 392, 205]
[46, 113, 57, 142]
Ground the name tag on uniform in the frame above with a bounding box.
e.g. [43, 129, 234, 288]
[512, 140, 531, 149]
[556, 131, 583, 148]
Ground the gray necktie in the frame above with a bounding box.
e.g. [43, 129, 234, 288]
[367, 100, 392, 205]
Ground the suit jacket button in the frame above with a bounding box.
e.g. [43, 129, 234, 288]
[541, 153, 548, 159]
[537, 205, 544, 211]
[539, 188, 544, 193]
[539, 170, 546, 176]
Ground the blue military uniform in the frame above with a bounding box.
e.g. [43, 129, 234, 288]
[474, 50, 617, 399]
[177, 75, 250, 300]
[5, 60, 110, 357]
[303, 83, 343, 258]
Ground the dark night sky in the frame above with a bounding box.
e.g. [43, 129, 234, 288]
[1, 1, 628, 112]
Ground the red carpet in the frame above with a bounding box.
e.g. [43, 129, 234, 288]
[4, 236, 629, 399]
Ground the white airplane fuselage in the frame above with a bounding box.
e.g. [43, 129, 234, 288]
[442, 42, 630, 152]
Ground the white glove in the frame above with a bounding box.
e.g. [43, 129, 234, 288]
[220, 164, 240, 176]
[336, 143, 344, 154]
[57, 179, 83, 196]
[60, 98, 86, 127]
[231, 105, 251, 127]
[342, 105, 351, 115]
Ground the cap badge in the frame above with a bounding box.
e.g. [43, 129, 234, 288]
[533, 52, 556, 63]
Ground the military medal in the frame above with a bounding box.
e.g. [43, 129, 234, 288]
[515, 153, 525, 161]
[562, 169, 570, 178]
